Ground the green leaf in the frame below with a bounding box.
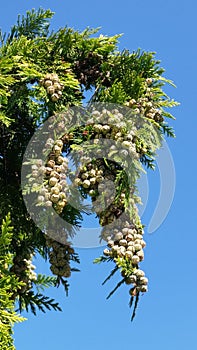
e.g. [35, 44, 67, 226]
[18, 291, 62, 315]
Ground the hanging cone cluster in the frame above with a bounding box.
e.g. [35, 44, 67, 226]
[46, 236, 77, 278]
[40, 73, 64, 102]
[24, 103, 164, 319]
[30, 141, 70, 215]
[125, 78, 164, 124]
[10, 254, 37, 295]
[101, 215, 148, 292]
[27, 105, 157, 319]
[73, 52, 111, 88]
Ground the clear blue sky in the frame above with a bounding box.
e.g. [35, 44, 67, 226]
[1, 1, 197, 349]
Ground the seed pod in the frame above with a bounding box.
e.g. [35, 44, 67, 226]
[134, 243, 142, 251]
[127, 228, 134, 235]
[94, 124, 103, 132]
[81, 172, 89, 180]
[74, 178, 82, 186]
[56, 183, 63, 191]
[44, 80, 53, 87]
[106, 234, 113, 241]
[47, 86, 55, 94]
[122, 227, 129, 234]
[59, 192, 67, 200]
[125, 250, 133, 259]
[119, 245, 126, 252]
[112, 245, 119, 252]
[32, 170, 38, 178]
[39, 78, 45, 86]
[62, 269, 71, 278]
[44, 192, 50, 200]
[135, 269, 145, 278]
[117, 248, 125, 257]
[38, 165, 45, 174]
[127, 241, 134, 248]
[129, 287, 137, 296]
[146, 78, 152, 85]
[53, 145, 62, 153]
[45, 167, 53, 175]
[83, 179, 91, 188]
[125, 275, 137, 285]
[51, 194, 59, 203]
[114, 232, 123, 241]
[50, 171, 60, 179]
[119, 239, 127, 247]
[103, 248, 110, 256]
[90, 177, 96, 185]
[102, 125, 111, 133]
[126, 234, 133, 241]
[37, 195, 45, 203]
[139, 277, 148, 285]
[88, 169, 95, 177]
[49, 177, 58, 186]
[50, 266, 60, 275]
[107, 240, 114, 248]
[47, 160, 55, 168]
[56, 156, 64, 165]
[31, 164, 38, 171]
[96, 175, 103, 183]
[132, 255, 140, 264]
[137, 250, 144, 261]
[45, 73, 52, 80]
[53, 82, 61, 90]
[67, 247, 74, 254]
[89, 189, 96, 196]
[134, 239, 141, 245]
[55, 139, 63, 148]
[140, 285, 148, 293]
[51, 73, 59, 82]
[54, 165, 61, 173]
[122, 141, 131, 148]
[51, 93, 59, 102]
[50, 186, 60, 195]
[39, 187, 47, 196]
[57, 90, 63, 97]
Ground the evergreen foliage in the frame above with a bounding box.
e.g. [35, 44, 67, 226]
[0, 214, 26, 350]
[0, 8, 178, 347]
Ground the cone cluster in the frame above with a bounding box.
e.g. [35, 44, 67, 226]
[27, 107, 150, 301]
[40, 73, 64, 102]
[102, 217, 148, 294]
[46, 237, 74, 278]
[11, 254, 37, 295]
[125, 78, 164, 123]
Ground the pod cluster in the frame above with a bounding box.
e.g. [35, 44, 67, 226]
[125, 78, 164, 124]
[29, 139, 69, 215]
[46, 237, 75, 278]
[26, 107, 150, 305]
[102, 218, 148, 294]
[42, 140, 69, 215]
[75, 158, 126, 227]
[11, 254, 37, 295]
[40, 73, 64, 102]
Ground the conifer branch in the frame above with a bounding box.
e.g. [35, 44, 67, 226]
[102, 266, 119, 285]
[17, 292, 62, 315]
[131, 293, 140, 322]
[7, 8, 54, 43]
[106, 278, 125, 300]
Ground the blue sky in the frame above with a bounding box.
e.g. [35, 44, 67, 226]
[1, 0, 197, 349]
